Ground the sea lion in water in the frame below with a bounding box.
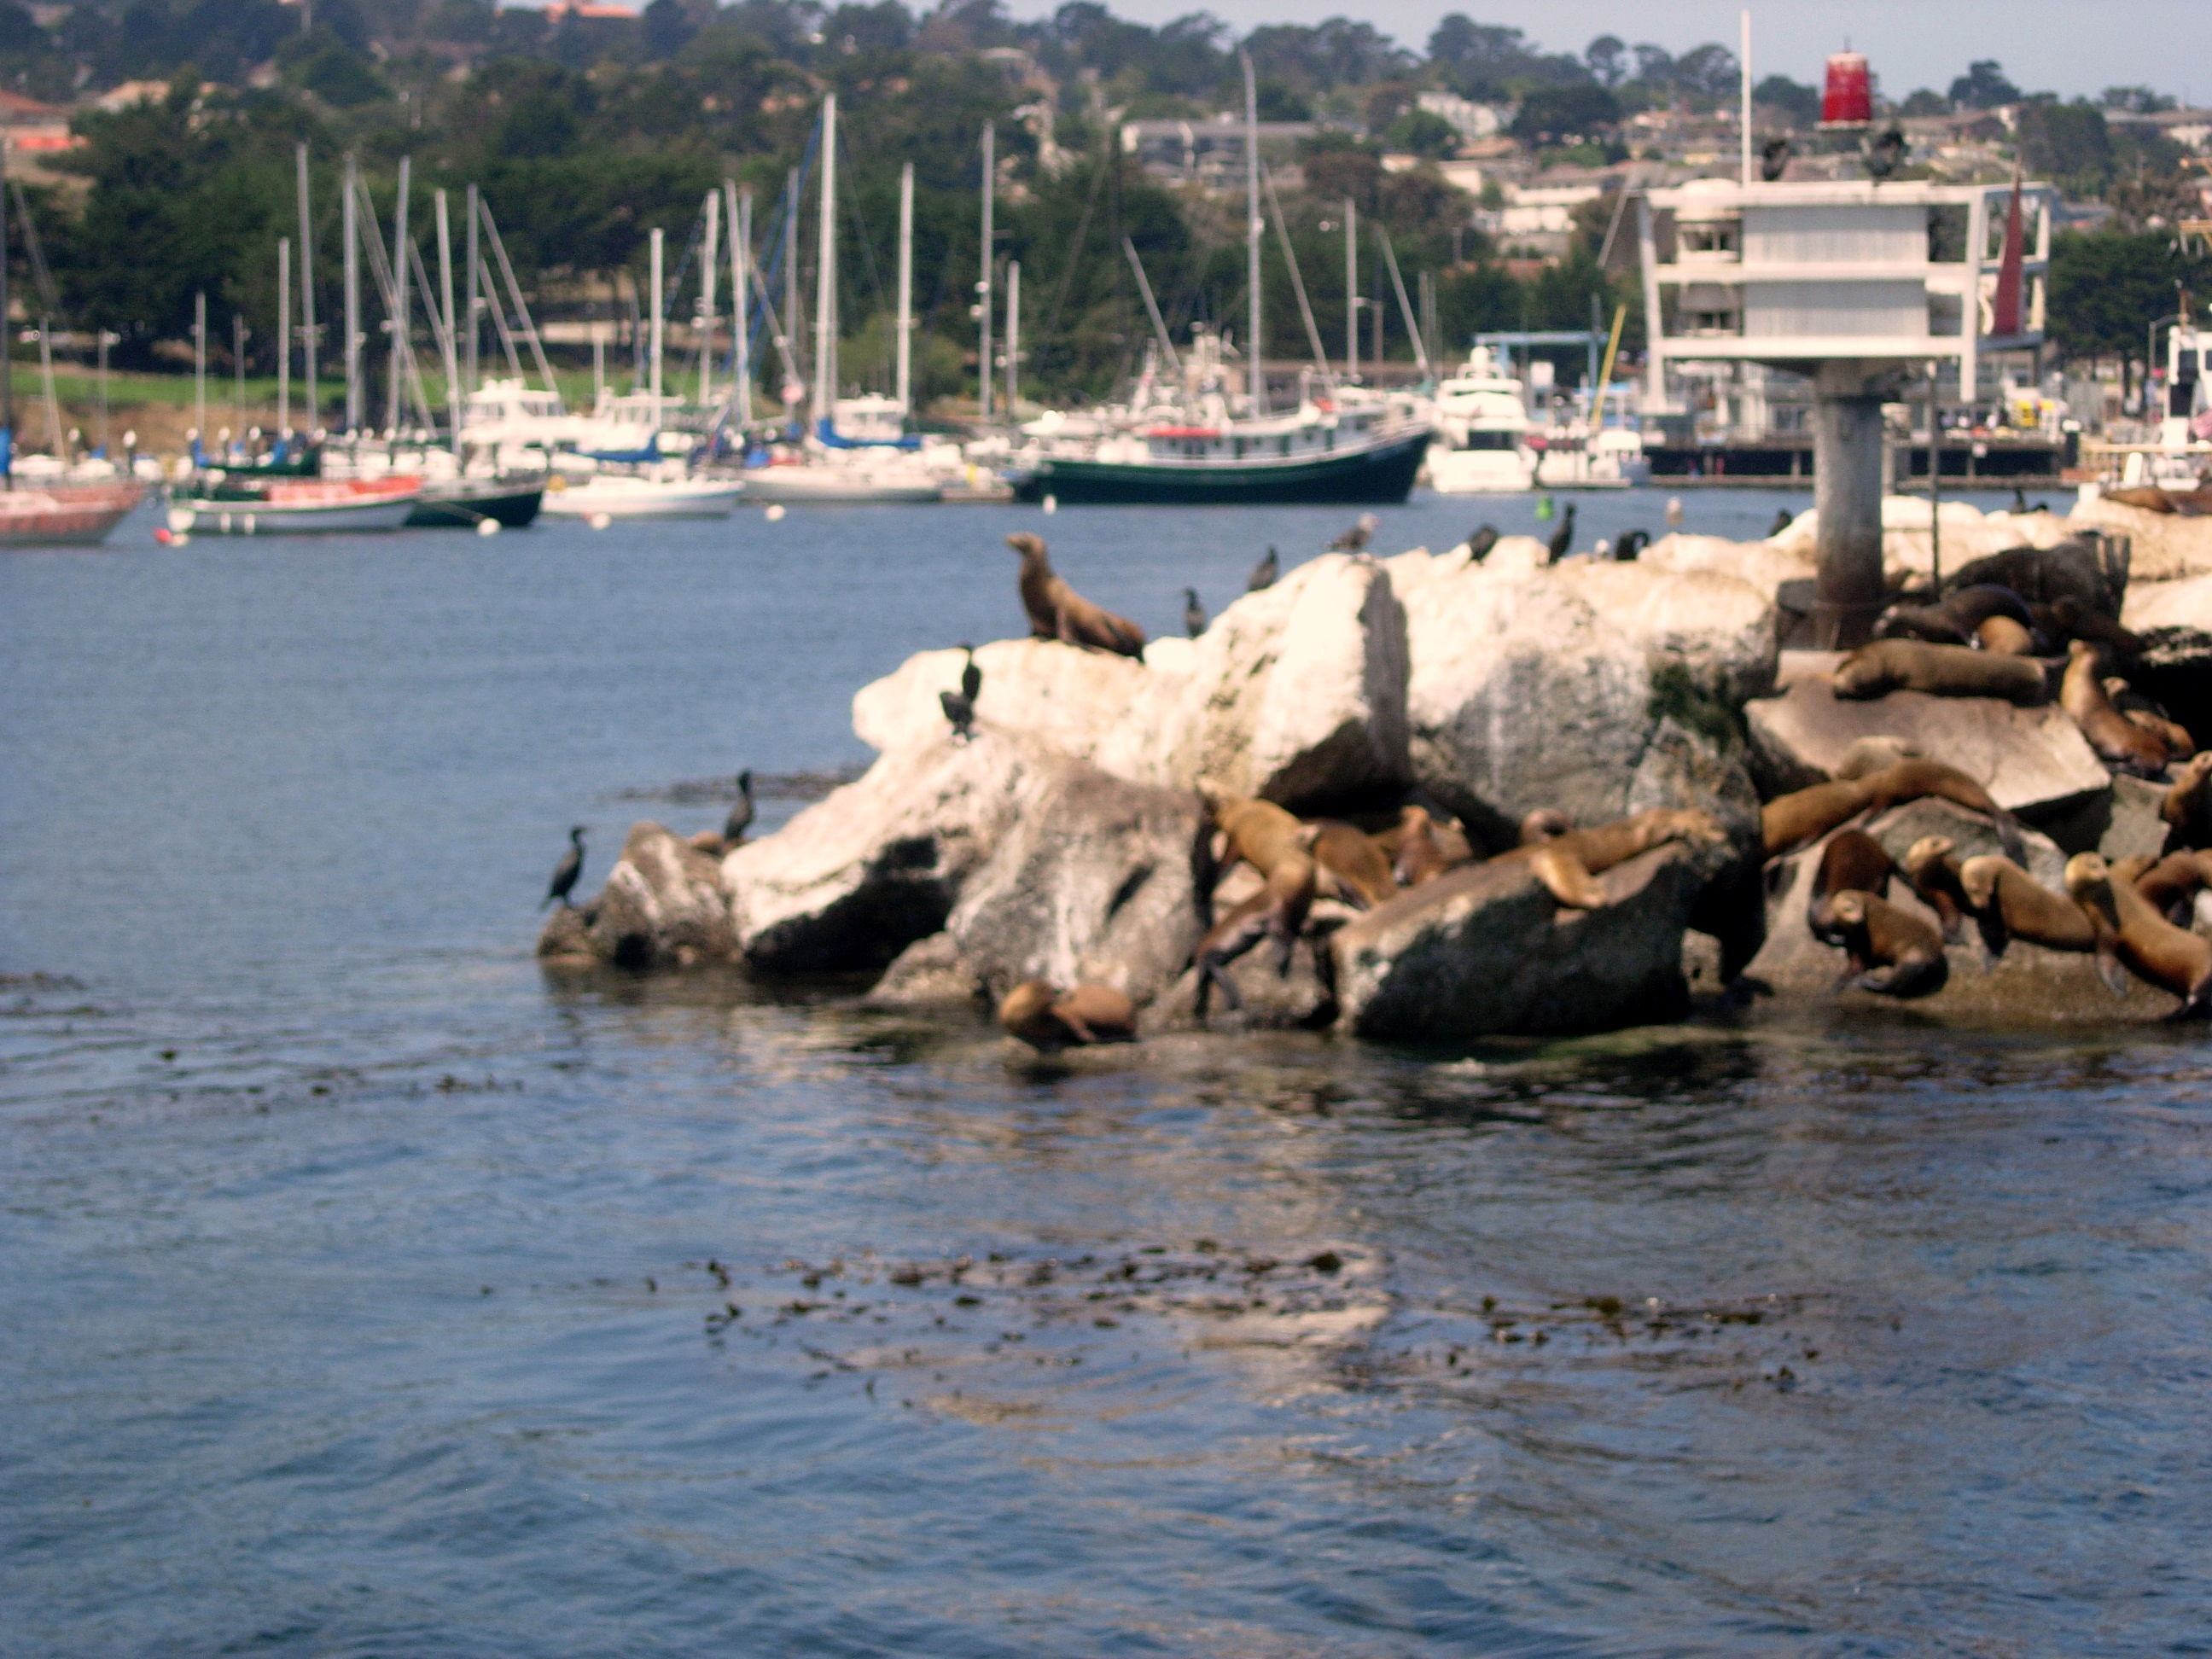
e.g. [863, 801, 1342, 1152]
[1193, 848, 1317, 1016]
[1832, 638, 2046, 704]
[1901, 835, 1970, 942]
[1807, 829, 1894, 945]
[1494, 806, 1728, 910]
[1006, 533, 1146, 658]
[1958, 853, 2100, 963]
[2066, 853, 2212, 1016]
[2104, 678, 2197, 760]
[2062, 640, 2168, 776]
[1976, 614, 2035, 655]
[2162, 752, 2212, 845]
[998, 981, 1139, 1048]
[1304, 821, 1398, 909]
[1825, 890, 1947, 997]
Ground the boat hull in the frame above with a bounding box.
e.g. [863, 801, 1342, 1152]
[405, 481, 547, 527]
[0, 482, 144, 546]
[166, 479, 423, 534]
[738, 468, 941, 505]
[1015, 429, 1429, 505]
[539, 479, 742, 520]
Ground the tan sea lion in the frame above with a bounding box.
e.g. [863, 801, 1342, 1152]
[1304, 821, 1399, 909]
[1193, 848, 1317, 1016]
[1496, 806, 1728, 909]
[1006, 533, 1146, 658]
[2063, 640, 2168, 776]
[2134, 849, 2212, 923]
[1762, 777, 1875, 858]
[1761, 759, 2017, 859]
[1901, 835, 1970, 942]
[2162, 752, 2212, 845]
[1959, 853, 2100, 963]
[1825, 890, 1947, 997]
[1831, 637, 2046, 704]
[1807, 829, 1894, 946]
[998, 981, 1139, 1048]
[2104, 678, 2197, 760]
[1383, 805, 1452, 888]
[2048, 596, 2141, 661]
[1214, 796, 1307, 878]
[1975, 614, 2035, 655]
[2066, 853, 2211, 1015]
[1518, 807, 1574, 845]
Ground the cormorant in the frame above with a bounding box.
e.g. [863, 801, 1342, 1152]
[1247, 546, 1278, 591]
[1767, 508, 1796, 538]
[958, 643, 982, 705]
[1328, 513, 1379, 553]
[940, 686, 975, 741]
[544, 826, 585, 908]
[1545, 502, 1576, 562]
[1614, 528, 1650, 561]
[723, 771, 755, 846]
[1183, 588, 1207, 638]
[1465, 524, 1500, 562]
[1760, 135, 1792, 182]
[1864, 125, 1906, 180]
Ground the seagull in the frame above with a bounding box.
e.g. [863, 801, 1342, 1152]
[1328, 513, 1378, 553]
[1545, 502, 1576, 562]
[1247, 546, 1278, 591]
[723, 771, 755, 846]
[1183, 588, 1207, 637]
[544, 826, 585, 909]
[1665, 497, 1685, 529]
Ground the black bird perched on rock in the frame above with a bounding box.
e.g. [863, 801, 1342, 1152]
[958, 642, 982, 705]
[1465, 524, 1500, 562]
[544, 826, 585, 909]
[723, 771, 755, 846]
[1184, 588, 1207, 637]
[1247, 546, 1278, 591]
[1767, 507, 1796, 538]
[1545, 502, 1576, 562]
[940, 644, 980, 742]
[1864, 124, 1906, 180]
[1760, 135, 1793, 182]
[1613, 528, 1650, 561]
[1328, 513, 1379, 553]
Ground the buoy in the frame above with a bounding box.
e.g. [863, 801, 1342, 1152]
[1534, 495, 1555, 521]
[1042, 494, 1058, 514]
[588, 511, 613, 531]
[765, 504, 786, 521]
[475, 516, 502, 537]
[153, 527, 172, 544]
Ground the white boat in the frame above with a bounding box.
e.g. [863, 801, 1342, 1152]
[166, 474, 425, 534]
[538, 469, 742, 520]
[738, 452, 944, 504]
[1426, 347, 1536, 494]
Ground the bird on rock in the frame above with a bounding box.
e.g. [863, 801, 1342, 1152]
[1465, 524, 1500, 562]
[1184, 588, 1207, 638]
[1613, 527, 1650, 561]
[1247, 546, 1279, 591]
[1545, 502, 1576, 562]
[1328, 513, 1379, 553]
[544, 826, 585, 909]
[959, 642, 982, 705]
[1767, 508, 1796, 538]
[940, 645, 980, 741]
[724, 771, 755, 846]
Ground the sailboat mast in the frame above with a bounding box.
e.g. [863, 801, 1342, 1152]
[295, 144, 316, 432]
[649, 225, 664, 417]
[434, 189, 459, 457]
[0, 164, 11, 486]
[783, 168, 801, 399]
[895, 161, 912, 419]
[978, 121, 993, 422]
[463, 184, 479, 393]
[1345, 197, 1357, 381]
[812, 93, 836, 430]
[730, 181, 751, 426]
[342, 153, 360, 434]
[1243, 49, 1262, 412]
[1004, 260, 1019, 417]
[194, 289, 206, 447]
[387, 155, 410, 434]
[697, 188, 718, 408]
[277, 237, 290, 437]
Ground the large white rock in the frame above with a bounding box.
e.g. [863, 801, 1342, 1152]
[1770, 497, 2074, 590]
[851, 637, 1167, 762]
[2071, 495, 2212, 581]
[2123, 572, 2212, 632]
[1641, 532, 1814, 598]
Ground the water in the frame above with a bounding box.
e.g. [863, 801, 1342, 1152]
[9, 488, 2209, 1656]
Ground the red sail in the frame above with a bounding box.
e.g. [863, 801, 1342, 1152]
[1991, 175, 2025, 337]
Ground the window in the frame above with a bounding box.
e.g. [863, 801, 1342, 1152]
[1679, 221, 1738, 256]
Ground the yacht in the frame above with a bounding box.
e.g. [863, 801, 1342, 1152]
[1426, 347, 1536, 493]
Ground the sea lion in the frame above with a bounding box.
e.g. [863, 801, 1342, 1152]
[1832, 637, 2046, 704]
[1900, 835, 1970, 942]
[1832, 735, 1924, 780]
[1518, 806, 1574, 845]
[1495, 806, 1728, 909]
[1975, 614, 2035, 655]
[1193, 849, 1317, 1016]
[1006, 533, 1146, 658]
[1944, 583, 2036, 635]
[2047, 596, 2141, 661]
[1948, 544, 2113, 617]
[1825, 890, 1947, 997]
[2065, 852, 2212, 1016]
[1303, 821, 1399, 909]
[998, 981, 1139, 1048]
[2062, 640, 2168, 776]
[1214, 796, 1307, 879]
[1761, 760, 2018, 861]
[1762, 778, 1874, 858]
[2104, 678, 2197, 760]
[2161, 752, 2212, 845]
[1958, 853, 2100, 961]
[1807, 829, 1894, 945]
[1380, 806, 1452, 888]
[1875, 602, 1969, 646]
[2134, 849, 2212, 923]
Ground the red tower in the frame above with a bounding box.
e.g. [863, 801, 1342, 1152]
[1819, 50, 1873, 129]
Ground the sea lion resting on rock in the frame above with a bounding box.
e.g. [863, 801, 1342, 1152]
[2163, 753, 2212, 846]
[1825, 890, 1947, 997]
[1957, 853, 2104, 973]
[2065, 853, 2212, 1016]
[1807, 829, 1894, 946]
[2133, 849, 2212, 925]
[1303, 821, 1398, 909]
[1212, 797, 1388, 908]
[1006, 533, 1146, 658]
[1976, 614, 2035, 655]
[998, 981, 1139, 1048]
[1876, 583, 2035, 649]
[2062, 640, 2168, 777]
[1193, 847, 1318, 1016]
[1493, 806, 1727, 910]
[2104, 678, 2197, 760]
[1213, 796, 1306, 878]
[1901, 835, 1970, 942]
[1761, 760, 2022, 860]
[1831, 638, 2046, 704]
[1378, 805, 1457, 888]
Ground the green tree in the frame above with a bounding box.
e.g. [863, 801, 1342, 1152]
[2047, 231, 2210, 369]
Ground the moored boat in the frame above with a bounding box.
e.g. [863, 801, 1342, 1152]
[166, 474, 424, 534]
[405, 475, 547, 528]
[0, 480, 144, 546]
[538, 470, 742, 521]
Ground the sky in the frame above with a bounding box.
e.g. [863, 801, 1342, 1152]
[998, 0, 2212, 105]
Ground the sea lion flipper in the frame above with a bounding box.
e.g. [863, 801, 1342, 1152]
[1056, 1010, 1097, 1044]
[1531, 846, 1605, 909]
[1974, 907, 2010, 970]
[2094, 945, 2128, 998]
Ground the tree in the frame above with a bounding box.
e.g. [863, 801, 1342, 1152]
[1670, 44, 1738, 101]
[2047, 231, 2210, 367]
[2017, 99, 2114, 194]
[1584, 34, 1625, 88]
[1753, 73, 1819, 128]
[1383, 108, 1458, 158]
[1511, 84, 1618, 143]
[1898, 88, 1947, 118]
[1947, 60, 2019, 110]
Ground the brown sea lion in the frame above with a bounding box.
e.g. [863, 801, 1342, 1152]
[1958, 853, 2101, 965]
[2062, 640, 2168, 777]
[1518, 806, 1574, 845]
[1831, 637, 2046, 704]
[2066, 853, 2212, 1016]
[1901, 835, 1970, 942]
[1825, 890, 1947, 997]
[1214, 796, 1306, 878]
[2104, 678, 2197, 760]
[2048, 596, 2142, 661]
[2162, 752, 2212, 845]
[1304, 821, 1399, 909]
[1193, 848, 1317, 1016]
[998, 981, 1139, 1048]
[1760, 757, 2017, 862]
[1975, 614, 2035, 655]
[1762, 777, 1874, 858]
[1006, 533, 1146, 658]
[2134, 849, 2212, 924]
[1383, 805, 1453, 888]
[1807, 830, 1894, 946]
[1944, 583, 2036, 635]
[1496, 806, 1728, 909]
[1874, 602, 1969, 646]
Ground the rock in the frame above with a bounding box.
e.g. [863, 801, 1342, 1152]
[2034, 772, 2174, 861]
[940, 765, 1209, 1007]
[1331, 840, 1721, 1039]
[1743, 677, 2110, 817]
[1147, 864, 1345, 1031]
[1400, 551, 1777, 839]
[2122, 573, 2212, 633]
[1859, 796, 2067, 890]
[2071, 495, 2212, 581]
[536, 821, 736, 970]
[852, 637, 1164, 762]
[726, 730, 1044, 974]
[1639, 532, 1814, 598]
[865, 932, 987, 1007]
[1771, 496, 2076, 591]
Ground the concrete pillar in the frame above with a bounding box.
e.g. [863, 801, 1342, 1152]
[1810, 362, 1889, 649]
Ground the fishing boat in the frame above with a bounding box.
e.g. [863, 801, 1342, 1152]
[166, 474, 424, 534]
[0, 480, 144, 545]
